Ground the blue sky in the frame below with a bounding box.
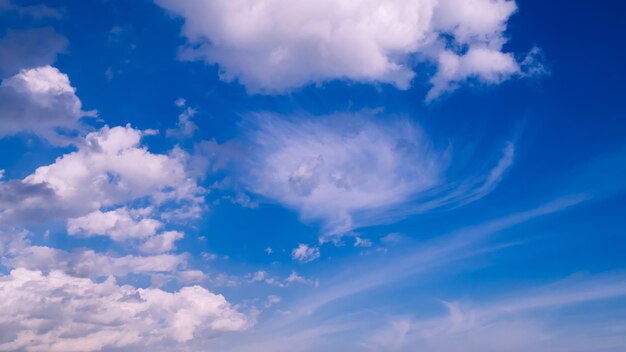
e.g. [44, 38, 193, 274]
[0, 0, 625, 351]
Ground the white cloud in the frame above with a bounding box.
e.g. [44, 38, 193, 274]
[1, 239, 187, 279]
[25, 124, 198, 207]
[249, 270, 268, 283]
[156, 0, 537, 99]
[271, 197, 584, 322]
[240, 113, 517, 240]
[67, 207, 162, 241]
[166, 106, 198, 139]
[174, 97, 186, 107]
[139, 230, 185, 254]
[212, 273, 241, 288]
[380, 233, 409, 245]
[0, 65, 94, 144]
[285, 271, 318, 287]
[242, 113, 445, 237]
[202, 252, 219, 261]
[67, 208, 184, 254]
[427, 47, 519, 101]
[361, 272, 626, 352]
[0, 124, 204, 224]
[354, 237, 373, 248]
[291, 244, 320, 263]
[247, 269, 317, 288]
[177, 270, 208, 285]
[265, 295, 282, 308]
[220, 192, 259, 209]
[0, 268, 252, 351]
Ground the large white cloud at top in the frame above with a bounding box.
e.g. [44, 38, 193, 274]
[155, 0, 534, 98]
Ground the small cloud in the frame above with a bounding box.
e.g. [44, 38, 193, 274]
[380, 233, 408, 245]
[285, 271, 319, 287]
[246, 270, 317, 288]
[212, 273, 240, 287]
[520, 47, 550, 78]
[249, 271, 267, 283]
[265, 295, 281, 308]
[220, 192, 259, 209]
[105, 67, 116, 80]
[291, 244, 320, 263]
[174, 97, 186, 107]
[201, 252, 218, 261]
[139, 230, 184, 254]
[177, 270, 207, 285]
[166, 106, 197, 139]
[354, 236, 372, 248]
[265, 247, 273, 255]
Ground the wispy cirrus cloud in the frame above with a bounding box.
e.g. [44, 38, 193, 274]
[218, 195, 589, 352]
[362, 272, 626, 352]
[238, 112, 516, 240]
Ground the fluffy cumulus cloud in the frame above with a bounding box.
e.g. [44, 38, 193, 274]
[68, 207, 162, 241]
[0, 65, 94, 144]
[0, 124, 204, 224]
[0, 231, 188, 279]
[242, 113, 445, 237]
[156, 0, 538, 98]
[427, 46, 519, 101]
[0, 268, 252, 351]
[67, 208, 184, 253]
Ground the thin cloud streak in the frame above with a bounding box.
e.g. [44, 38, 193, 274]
[223, 194, 586, 351]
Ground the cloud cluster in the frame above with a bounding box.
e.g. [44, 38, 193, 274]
[68, 207, 162, 241]
[0, 124, 204, 224]
[0, 231, 188, 279]
[68, 207, 185, 254]
[0, 65, 94, 144]
[0, 268, 252, 351]
[156, 0, 536, 98]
